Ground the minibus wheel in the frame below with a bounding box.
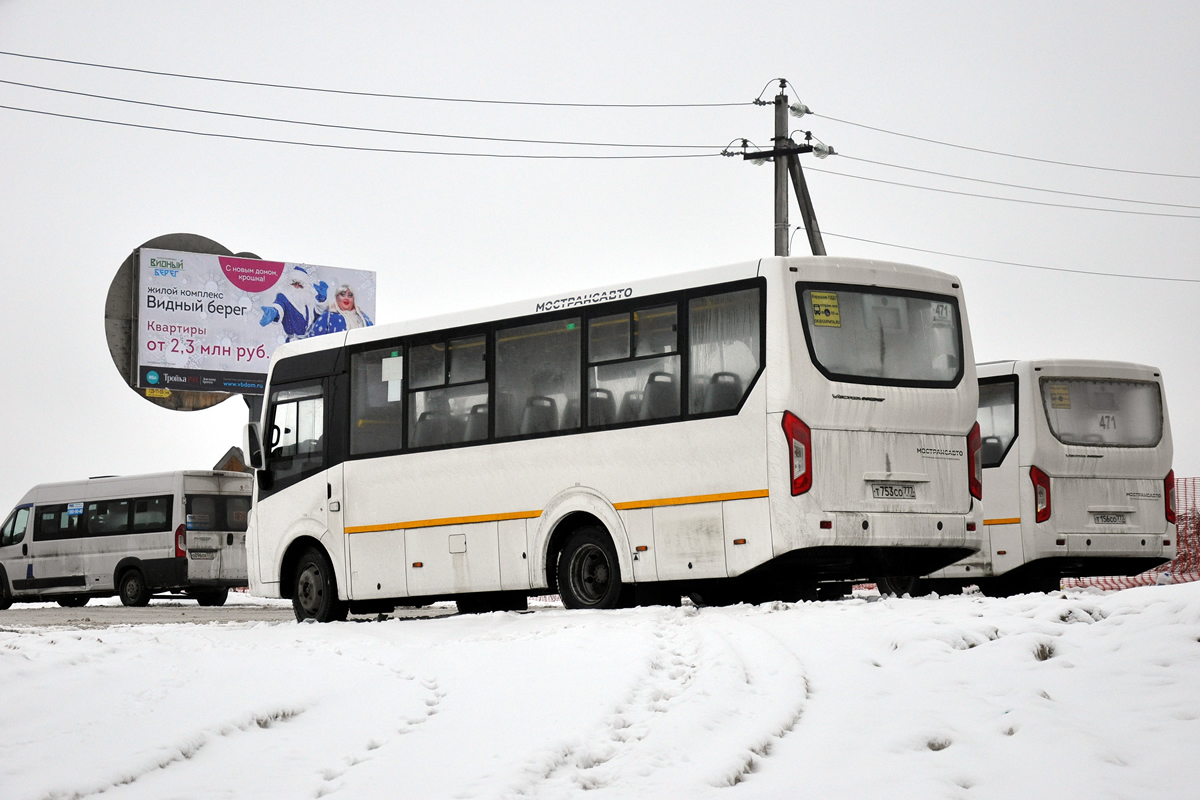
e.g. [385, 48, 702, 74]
[558, 526, 622, 609]
[119, 570, 152, 607]
[56, 596, 90, 608]
[0, 578, 12, 611]
[292, 547, 349, 622]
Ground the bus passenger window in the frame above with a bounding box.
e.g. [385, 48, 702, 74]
[496, 319, 581, 438]
[587, 305, 681, 425]
[351, 347, 404, 455]
[407, 334, 490, 448]
[978, 381, 1017, 468]
[689, 289, 761, 414]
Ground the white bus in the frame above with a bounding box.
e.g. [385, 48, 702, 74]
[908, 359, 1175, 596]
[244, 256, 984, 621]
[0, 471, 251, 609]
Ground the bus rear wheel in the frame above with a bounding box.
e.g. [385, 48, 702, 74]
[119, 570, 152, 607]
[195, 588, 229, 607]
[292, 547, 349, 622]
[56, 596, 90, 608]
[875, 575, 932, 598]
[558, 527, 623, 610]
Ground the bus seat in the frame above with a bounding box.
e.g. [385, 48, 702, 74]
[464, 404, 489, 441]
[704, 371, 743, 413]
[588, 388, 616, 427]
[617, 390, 643, 423]
[981, 435, 1004, 465]
[520, 396, 558, 435]
[412, 411, 450, 448]
[640, 372, 679, 420]
[562, 398, 581, 430]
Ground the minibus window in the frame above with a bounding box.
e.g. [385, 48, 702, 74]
[496, 318, 581, 437]
[0, 508, 25, 546]
[798, 286, 962, 387]
[1040, 378, 1163, 447]
[226, 496, 251, 532]
[86, 500, 130, 536]
[132, 496, 172, 533]
[187, 495, 250, 531]
[35, 504, 86, 540]
[978, 380, 1017, 467]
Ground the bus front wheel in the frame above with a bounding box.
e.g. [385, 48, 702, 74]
[875, 575, 932, 598]
[292, 547, 349, 622]
[119, 570, 152, 607]
[558, 527, 623, 610]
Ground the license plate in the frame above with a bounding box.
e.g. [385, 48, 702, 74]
[872, 483, 916, 499]
[189, 551, 216, 560]
[1094, 513, 1126, 525]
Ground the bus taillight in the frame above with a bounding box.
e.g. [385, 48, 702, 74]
[1165, 470, 1176, 525]
[782, 411, 812, 496]
[175, 524, 187, 558]
[967, 422, 983, 501]
[1030, 466, 1051, 523]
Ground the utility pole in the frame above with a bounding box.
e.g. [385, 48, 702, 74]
[774, 88, 790, 257]
[746, 79, 830, 257]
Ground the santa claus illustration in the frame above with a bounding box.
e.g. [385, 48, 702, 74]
[258, 265, 329, 341]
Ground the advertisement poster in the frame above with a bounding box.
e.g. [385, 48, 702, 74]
[136, 248, 376, 394]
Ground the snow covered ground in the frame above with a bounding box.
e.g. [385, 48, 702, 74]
[3, 584, 1198, 800]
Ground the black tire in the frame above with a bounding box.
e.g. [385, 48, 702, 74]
[119, 570, 152, 607]
[292, 547, 348, 622]
[0, 576, 14, 611]
[56, 595, 90, 608]
[876, 575, 932, 598]
[195, 588, 229, 607]
[557, 526, 623, 609]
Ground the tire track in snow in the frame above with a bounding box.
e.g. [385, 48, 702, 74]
[315, 676, 445, 798]
[497, 604, 811, 798]
[37, 708, 304, 800]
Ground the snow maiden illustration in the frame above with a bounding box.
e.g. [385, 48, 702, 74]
[310, 284, 373, 335]
[258, 265, 329, 342]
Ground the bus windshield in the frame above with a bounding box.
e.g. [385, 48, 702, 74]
[798, 285, 962, 387]
[1040, 377, 1163, 447]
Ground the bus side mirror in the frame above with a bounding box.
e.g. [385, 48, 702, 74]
[244, 423, 264, 470]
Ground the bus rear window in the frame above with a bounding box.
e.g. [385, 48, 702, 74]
[797, 285, 962, 387]
[1040, 378, 1163, 447]
[186, 495, 251, 532]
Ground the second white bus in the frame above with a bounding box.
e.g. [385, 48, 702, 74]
[903, 359, 1175, 596]
[245, 256, 985, 620]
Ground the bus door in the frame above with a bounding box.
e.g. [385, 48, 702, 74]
[256, 381, 338, 583]
[0, 505, 33, 597]
[978, 375, 1024, 574]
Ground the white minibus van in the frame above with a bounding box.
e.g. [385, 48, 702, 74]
[245, 256, 985, 621]
[0, 471, 252, 608]
[900, 359, 1175, 596]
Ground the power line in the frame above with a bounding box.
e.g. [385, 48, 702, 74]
[0, 104, 725, 159]
[0, 50, 750, 109]
[840, 154, 1200, 211]
[813, 112, 1200, 180]
[822, 230, 1200, 284]
[806, 164, 1200, 220]
[0, 78, 726, 150]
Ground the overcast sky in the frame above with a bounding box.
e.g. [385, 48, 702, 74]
[1, 1, 1197, 511]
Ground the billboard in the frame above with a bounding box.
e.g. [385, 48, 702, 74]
[136, 248, 376, 394]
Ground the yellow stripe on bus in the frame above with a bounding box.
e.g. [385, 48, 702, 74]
[613, 489, 770, 510]
[343, 489, 770, 534]
[984, 517, 1021, 526]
